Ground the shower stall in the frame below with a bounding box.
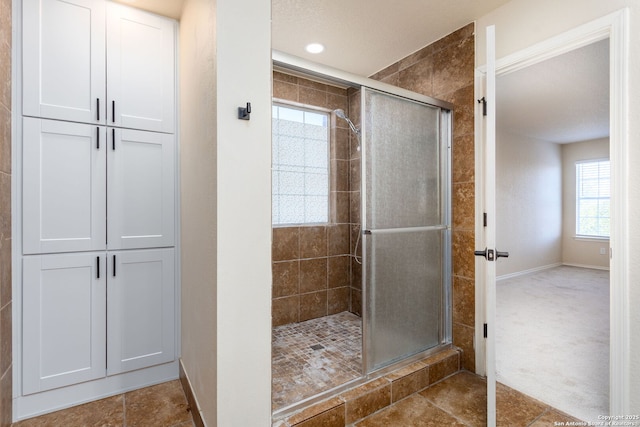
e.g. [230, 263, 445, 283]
[271, 56, 452, 415]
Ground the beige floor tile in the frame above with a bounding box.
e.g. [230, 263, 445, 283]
[13, 395, 124, 427]
[496, 382, 547, 427]
[124, 380, 192, 427]
[355, 394, 466, 427]
[528, 409, 583, 426]
[419, 371, 487, 427]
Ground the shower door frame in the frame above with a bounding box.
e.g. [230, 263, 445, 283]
[359, 87, 453, 375]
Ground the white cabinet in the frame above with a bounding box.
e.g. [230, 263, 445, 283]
[22, 118, 106, 254]
[22, 249, 176, 393]
[22, 0, 106, 124]
[23, 253, 106, 394]
[107, 3, 175, 133]
[22, 120, 174, 252]
[22, 0, 175, 133]
[107, 249, 175, 375]
[19, 0, 178, 413]
[108, 128, 175, 249]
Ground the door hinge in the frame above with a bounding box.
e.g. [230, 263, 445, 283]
[484, 323, 488, 338]
[483, 212, 487, 227]
[478, 97, 487, 116]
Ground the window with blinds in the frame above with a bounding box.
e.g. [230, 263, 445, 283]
[576, 159, 610, 237]
[272, 103, 329, 225]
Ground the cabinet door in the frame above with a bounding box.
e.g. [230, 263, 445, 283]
[22, 0, 106, 124]
[23, 118, 107, 254]
[23, 253, 106, 394]
[107, 249, 175, 375]
[107, 3, 175, 133]
[107, 128, 175, 249]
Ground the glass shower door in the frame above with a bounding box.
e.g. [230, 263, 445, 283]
[362, 87, 451, 373]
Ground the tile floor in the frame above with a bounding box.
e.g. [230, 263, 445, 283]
[354, 370, 582, 426]
[14, 314, 584, 427]
[12, 380, 194, 427]
[11, 366, 581, 426]
[272, 311, 362, 411]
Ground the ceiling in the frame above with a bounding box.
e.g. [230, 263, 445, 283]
[497, 39, 609, 144]
[117, 0, 610, 145]
[111, 0, 184, 20]
[271, 0, 512, 76]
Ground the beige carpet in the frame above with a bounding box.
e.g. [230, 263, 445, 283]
[496, 265, 609, 422]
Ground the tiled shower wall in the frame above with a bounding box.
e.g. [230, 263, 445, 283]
[0, 0, 12, 425]
[369, 23, 477, 371]
[271, 72, 354, 327]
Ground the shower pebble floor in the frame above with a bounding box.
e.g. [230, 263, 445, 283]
[272, 311, 362, 411]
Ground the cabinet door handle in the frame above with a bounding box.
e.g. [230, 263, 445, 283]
[96, 256, 100, 279]
[112, 100, 115, 123]
[112, 128, 115, 150]
[97, 98, 100, 121]
[113, 255, 116, 277]
[96, 127, 100, 149]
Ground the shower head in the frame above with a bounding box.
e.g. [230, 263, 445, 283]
[334, 109, 347, 120]
[333, 109, 361, 137]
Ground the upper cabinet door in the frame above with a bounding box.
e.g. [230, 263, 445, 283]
[107, 3, 176, 133]
[107, 128, 175, 249]
[23, 118, 107, 254]
[22, 0, 106, 124]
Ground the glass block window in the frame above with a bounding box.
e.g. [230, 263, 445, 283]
[576, 159, 610, 237]
[272, 103, 329, 225]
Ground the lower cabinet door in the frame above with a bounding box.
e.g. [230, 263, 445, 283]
[23, 253, 106, 395]
[107, 248, 175, 375]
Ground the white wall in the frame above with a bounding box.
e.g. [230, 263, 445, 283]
[477, 0, 640, 412]
[180, 0, 272, 425]
[562, 138, 610, 269]
[496, 130, 562, 277]
[215, 0, 272, 425]
[179, 0, 218, 423]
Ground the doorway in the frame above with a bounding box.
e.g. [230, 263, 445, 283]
[476, 10, 630, 423]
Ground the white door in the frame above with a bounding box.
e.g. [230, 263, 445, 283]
[106, 249, 175, 375]
[477, 25, 499, 426]
[23, 253, 106, 394]
[22, 118, 107, 254]
[107, 128, 175, 249]
[106, 2, 175, 133]
[22, 0, 106, 124]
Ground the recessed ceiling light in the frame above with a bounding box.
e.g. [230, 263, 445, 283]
[305, 43, 325, 54]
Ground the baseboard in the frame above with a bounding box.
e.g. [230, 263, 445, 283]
[179, 359, 207, 427]
[497, 263, 562, 281]
[562, 262, 610, 271]
[497, 262, 610, 281]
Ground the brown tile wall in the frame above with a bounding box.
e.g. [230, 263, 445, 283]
[272, 72, 354, 326]
[369, 23, 477, 372]
[0, 0, 11, 425]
